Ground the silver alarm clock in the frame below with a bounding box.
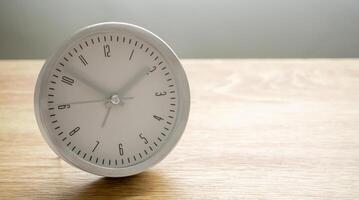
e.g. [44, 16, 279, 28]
[34, 22, 190, 177]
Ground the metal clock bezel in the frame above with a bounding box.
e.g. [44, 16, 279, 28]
[34, 22, 190, 177]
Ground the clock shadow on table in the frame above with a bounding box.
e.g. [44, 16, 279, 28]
[67, 171, 174, 199]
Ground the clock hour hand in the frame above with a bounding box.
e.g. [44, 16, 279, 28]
[100, 96, 136, 128]
[101, 106, 112, 128]
[63, 65, 110, 97]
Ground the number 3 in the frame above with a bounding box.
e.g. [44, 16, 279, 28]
[155, 91, 167, 96]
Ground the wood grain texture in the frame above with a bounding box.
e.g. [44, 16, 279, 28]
[0, 59, 359, 199]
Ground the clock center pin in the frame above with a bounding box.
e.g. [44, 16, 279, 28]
[110, 94, 121, 105]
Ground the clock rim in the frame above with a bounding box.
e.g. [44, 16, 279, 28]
[34, 22, 190, 177]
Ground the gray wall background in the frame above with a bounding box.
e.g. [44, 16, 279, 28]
[0, 0, 358, 59]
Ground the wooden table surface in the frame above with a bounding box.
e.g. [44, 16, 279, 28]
[1, 59, 359, 199]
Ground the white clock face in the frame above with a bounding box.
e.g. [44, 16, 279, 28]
[34, 23, 190, 177]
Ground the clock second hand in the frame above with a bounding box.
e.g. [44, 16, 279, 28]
[55, 97, 134, 107]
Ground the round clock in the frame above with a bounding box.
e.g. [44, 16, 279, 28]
[34, 22, 190, 177]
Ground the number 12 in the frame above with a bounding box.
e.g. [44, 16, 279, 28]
[103, 45, 110, 57]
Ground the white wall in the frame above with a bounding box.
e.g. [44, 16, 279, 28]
[0, 0, 358, 58]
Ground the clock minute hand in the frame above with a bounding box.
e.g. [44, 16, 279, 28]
[100, 67, 148, 127]
[63, 65, 110, 97]
[113, 66, 150, 98]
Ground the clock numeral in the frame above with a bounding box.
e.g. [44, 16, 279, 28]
[139, 133, 148, 144]
[119, 143, 124, 155]
[155, 91, 167, 96]
[103, 45, 111, 57]
[78, 54, 88, 66]
[61, 76, 74, 86]
[69, 126, 80, 136]
[149, 66, 157, 73]
[129, 49, 134, 60]
[92, 140, 100, 152]
[58, 104, 70, 110]
[153, 115, 164, 121]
